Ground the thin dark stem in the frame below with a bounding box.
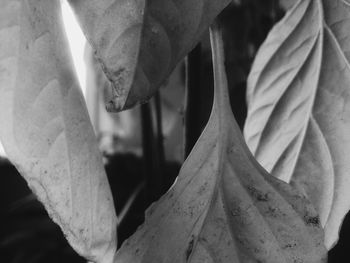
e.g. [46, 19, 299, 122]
[154, 91, 165, 189]
[141, 102, 163, 205]
[184, 44, 202, 158]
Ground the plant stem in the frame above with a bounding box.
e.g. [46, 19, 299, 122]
[210, 20, 231, 114]
[184, 44, 202, 158]
[154, 91, 165, 180]
[140, 102, 163, 205]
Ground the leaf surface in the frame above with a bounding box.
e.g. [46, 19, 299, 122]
[279, 0, 298, 11]
[0, 1, 117, 262]
[114, 22, 326, 263]
[244, 0, 350, 249]
[67, 0, 230, 111]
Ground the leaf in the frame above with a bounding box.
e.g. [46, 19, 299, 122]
[67, 0, 230, 111]
[244, 0, 350, 249]
[114, 21, 326, 263]
[279, 0, 298, 11]
[0, 0, 117, 262]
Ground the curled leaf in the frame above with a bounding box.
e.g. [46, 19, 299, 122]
[244, 0, 350, 249]
[0, 0, 117, 262]
[67, 0, 230, 111]
[114, 21, 326, 263]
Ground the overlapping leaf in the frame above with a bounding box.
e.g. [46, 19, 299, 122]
[67, 0, 230, 111]
[0, 0, 117, 262]
[244, 0, 350, 249]
[113, 23, 326, 263]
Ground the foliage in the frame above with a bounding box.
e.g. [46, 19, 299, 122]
[244, 0, 350, 249]
[114, 23, 326, 262]
[68, 0, 230, 111]
[0, 0, 116, 262]
[1, 0, 350, 262]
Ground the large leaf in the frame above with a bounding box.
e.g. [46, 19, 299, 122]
[0, 0, 117, 262]
[244, 0, 350, 249]
[114, 21, 326, 263]
[67, 0, 230, 111]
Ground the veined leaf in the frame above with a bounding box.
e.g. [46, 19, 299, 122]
[67, 0, 230, 111]
[114, 21, 326, 263]
[0, 1, 117, 262]
[244, 0, 350, 249]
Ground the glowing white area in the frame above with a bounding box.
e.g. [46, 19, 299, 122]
[61, 0, 87, 95]
[0, 143, 4, 157]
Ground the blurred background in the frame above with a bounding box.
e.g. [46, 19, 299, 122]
[0, 1, 348, 262]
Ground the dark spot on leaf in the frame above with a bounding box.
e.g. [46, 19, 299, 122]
[266, 206, 278, 217]
[247, 186, 269, 201]
[114, 67, 126, 78]
[230, 207, 241, 216]
[185, 235, 195, 261]
[304, 215, 320, 226]
[283, 242, 297, 249]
